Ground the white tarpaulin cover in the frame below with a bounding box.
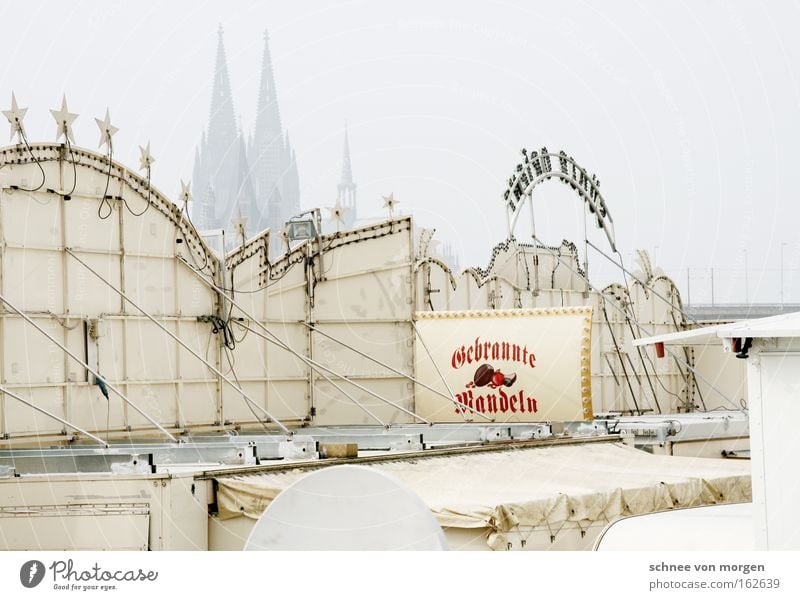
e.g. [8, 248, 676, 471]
[214, 442, 751, 550]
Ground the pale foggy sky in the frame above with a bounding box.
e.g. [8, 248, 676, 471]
[0, 0, 798, 304]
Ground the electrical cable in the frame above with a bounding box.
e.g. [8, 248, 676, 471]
[64, 136, 78, 198]
[14, 128, 46, 192]
[222, 344, 271, 434]
[120, 165, 151, 217]
[97, 139, 114, 220]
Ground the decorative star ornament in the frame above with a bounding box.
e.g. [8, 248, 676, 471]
[2, 92, 28, 142]
[138, 142, 155, 171]
[179, 179, 192, 209]
[50, 95, 79, 144]
[94, 108, 118, 150]
[382, 192, 399, 217]
[326, 198, 348, 229]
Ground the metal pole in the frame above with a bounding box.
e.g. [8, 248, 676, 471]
[0, 292, 177, 442]
[0, 384, 109, 447]
[687, 267, 691, 307]
[711, 267, 715, 307]
[528, 193, 540, 294]
[531, 234, 740, 411]
[781, 243, 786, 308]
[586, 240, 697, 324]
[238, 323, 388, 427]
[176, 257, 431, 425]
[65, 249, 291, 436]
[304, 323, 493, 422]
[412, 320, 484, 420]
[582, 203, 589, 294]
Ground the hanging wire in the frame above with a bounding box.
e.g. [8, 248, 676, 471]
[14, 127, 46, 192]
[121, 163, 151, 217]
[179, 198, 211, 274]
[97, 138, 114, 219]
[63, 135, 78, 198]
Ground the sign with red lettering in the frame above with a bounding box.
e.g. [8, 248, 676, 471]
[414, 307, 592, 422]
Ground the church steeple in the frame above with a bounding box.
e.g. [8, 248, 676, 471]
[251, 30, 284, 224]
[192, 26, 300, 255]
[336, 124, 357, 229]
[340, 126, 353, 186]
[254, 30, 282, 142]
[193, 26, 239, 232]
[208, 25, 237, 161]
[250, 29, 299, 254]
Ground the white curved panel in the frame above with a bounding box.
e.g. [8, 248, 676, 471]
[245, 465, 448, 551]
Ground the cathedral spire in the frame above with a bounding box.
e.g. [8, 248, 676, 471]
[250, 28, 299, 251]
[208, 26, 237, 155]
[255, 30, 282, 136]
[335, 123, 357, 229]
[193, 25, 239, 231]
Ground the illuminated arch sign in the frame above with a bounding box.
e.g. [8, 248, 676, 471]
[414, 307, 593, 423]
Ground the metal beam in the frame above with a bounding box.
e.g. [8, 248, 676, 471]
[304, 322, 493, 422]
[0, 291, 177, 443]
[0, 385, 108, 447]
[65, 249, 290, 436]
[178, 257, 430, 425]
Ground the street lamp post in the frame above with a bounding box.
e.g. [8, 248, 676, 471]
[744, 249, 749, 305]
[781, 242, 788, 308]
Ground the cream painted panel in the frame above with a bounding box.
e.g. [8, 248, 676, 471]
[2, 386, 65, 436]
[692, 344, 747, 411]
[221, 380, 267, 425]
[314, 268, 412, 321]
[2, 248, 64, 313]
[228, 254, 266, 320]
[177, 320, 218, 380]
[96, 319, 125, 381]
[178, 382, 218, 427]
[266, 381, 308, 422]
[313, 377, 414, 426]
[265, 323, 308, 377]
[64, 321, 88, 383]
[323, 231, 411, 280]
[63, 195, 121, 251]
[0, 510, 149, 551]
[311, 323, 413, 377]
[2, 317, 65, 384]
[264, 266, 306, 321]
[0, 158, 61, 201]
[1, 188, 61, 247]
[425, 264, 454, 311]
[67, 383, 127, 434]
[124, 256, 176, 315]
[121, 199, 175, 255]
[66, 250, 122, 315]
[175, 264, 216, 316]
[125, 383, 177, 428]
[124, 320, 176, 381]
[223, 324, 265, 377]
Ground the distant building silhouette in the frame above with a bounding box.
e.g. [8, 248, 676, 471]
[193, 27, 299, 255]
[324, 125, 358, 232]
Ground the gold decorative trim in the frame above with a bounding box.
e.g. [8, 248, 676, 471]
[414, 306, 593, 320]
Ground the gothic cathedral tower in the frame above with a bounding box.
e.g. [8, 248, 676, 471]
[193, 27, 300, 256]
